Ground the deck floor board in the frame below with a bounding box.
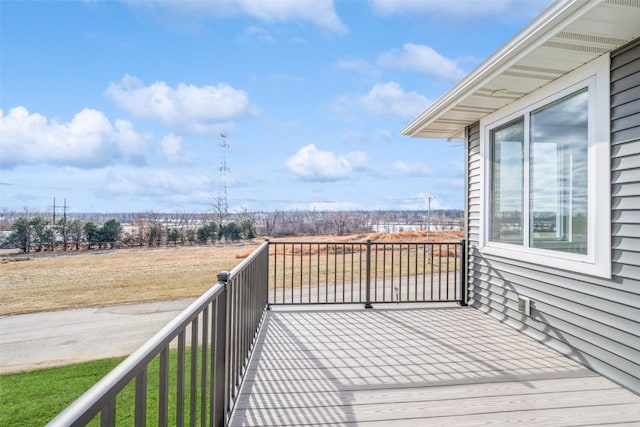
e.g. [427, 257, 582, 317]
[230, 306, 640, 426]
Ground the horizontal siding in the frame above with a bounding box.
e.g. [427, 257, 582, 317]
[611, 111, 640, 132]
[613, 236, 640, 251]
[611, 56, 640, 82]
[470, 294, 640, 394]
[464, 40, 640, 395]
[611, 97, 640, 120]
[612, 168, 640, 183]
[467, 122, 480, 251]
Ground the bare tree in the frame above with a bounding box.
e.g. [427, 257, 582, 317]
[212, 196, 228, 225]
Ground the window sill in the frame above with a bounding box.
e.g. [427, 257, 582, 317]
[480, 242, 611, 279]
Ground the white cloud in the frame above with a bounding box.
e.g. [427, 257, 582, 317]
[240, 0, 346, 33]
[378, 43, 465, 80]
[240, 25, 276, 43]
[0, 106, 149, 169]
[105, 74, 256, 134]
[393, 160, 431, 176]
[126, 0, 347, 33]
[334, 82, 429, 119]
[335, 57, 378, 77]
[401, 192, 447, 210]
[308, 201, 359, 211]
[340, 131, 370, 145]
[285, 144, 369, 181]
[160, 133, 191, 164]
[105, 169, 211, 200]
[370, 0, 553, 19]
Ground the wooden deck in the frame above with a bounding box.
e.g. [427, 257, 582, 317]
[230, 305, 640, 426]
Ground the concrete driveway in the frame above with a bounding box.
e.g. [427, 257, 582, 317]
[0, 299, 194, 374]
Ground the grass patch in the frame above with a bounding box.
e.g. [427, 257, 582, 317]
[0, 245, 257, 316]
[1, 347, 214, 426]
[0, 357, 124, 426]
[0, 231, 461, 316]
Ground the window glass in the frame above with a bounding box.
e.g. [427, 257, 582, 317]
[530, 89, 588, 254]
[490, 119, 524, 243]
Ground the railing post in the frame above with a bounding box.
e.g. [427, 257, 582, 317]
[265, 239, 271, 310]
[364, 240, 373, 309]
[459, 240, 468, 306]
[216, 271, 230, 427]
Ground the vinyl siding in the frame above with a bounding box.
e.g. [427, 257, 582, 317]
[465, 40, 640, 394]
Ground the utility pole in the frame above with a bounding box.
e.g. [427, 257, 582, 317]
[425, 195, 435, 242]
[51, 197, 69, 225]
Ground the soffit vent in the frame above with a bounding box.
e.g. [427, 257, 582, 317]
[511, 64, 566, 76]
[605, 0, 640, 8]
[543, 41, 612, 54]
[556, 31, 630, 47]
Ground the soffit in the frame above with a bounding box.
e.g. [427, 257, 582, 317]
[403, 0, 640, 140]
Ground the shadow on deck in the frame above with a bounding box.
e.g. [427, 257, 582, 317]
[231, 305, 640, 426]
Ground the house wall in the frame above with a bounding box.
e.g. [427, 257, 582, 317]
[465, 39, 640, 394]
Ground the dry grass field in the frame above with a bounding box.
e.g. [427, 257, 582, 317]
[0, 231, 462, 316]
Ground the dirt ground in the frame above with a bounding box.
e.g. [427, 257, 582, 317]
[0, 231, 462, 316]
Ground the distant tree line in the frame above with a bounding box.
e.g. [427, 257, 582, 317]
[253, 210, 463, 237]
[3, 216, 257, 253]
[0, 209, 463, 252]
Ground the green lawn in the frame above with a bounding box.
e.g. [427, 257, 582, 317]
[1, 348, 209, 426]
[0, 358, 124, 426]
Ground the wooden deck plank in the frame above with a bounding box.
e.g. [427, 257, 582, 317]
[230, 307, 640, 426]
[235, 376, 618, 408]
[232, 403, 640, 427]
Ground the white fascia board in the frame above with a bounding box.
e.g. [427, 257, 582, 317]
[401, 0, 598, 138]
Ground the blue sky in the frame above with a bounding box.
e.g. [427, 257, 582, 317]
[0, 0, 553, 214]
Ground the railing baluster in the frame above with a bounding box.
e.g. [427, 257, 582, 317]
[272, 242, 276, 305]
[460, 239, 467, 306]
[159, 348, 169, 427]
[374, 243, 378, 302]
[365, 240, 372, 308]
[351, 243, 360, 302]
[177, 332, 185, 427]
[342, 243, 346, 303]
[438, 244, 443, 300]
[446, 243, 451, 301]
[383, 243, 387, 302]
[135, 368, 147, 427]
[430, 243, 434, 300]
[333, 243, 338, 302]
[308, 244, 312, 304]
[190, 319, 198, 425]
[100, 399, 115, 427]
[209, 305, 215, 427]
[416, 244, 427, 301]
[325, 243, 329, 303]
[200, 306, 209, 427]
[290, 243, 294, 304]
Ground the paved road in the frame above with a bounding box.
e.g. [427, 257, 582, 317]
[0, 299, 194, 374]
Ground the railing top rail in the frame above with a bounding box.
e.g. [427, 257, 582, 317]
[47, 282, 226, 427]
[268, 240, 463, 245]
[229, 240, 269, 280]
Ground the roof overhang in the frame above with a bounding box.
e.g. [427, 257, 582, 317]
[402, 0, 640, 140]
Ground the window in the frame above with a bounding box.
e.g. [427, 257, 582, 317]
[480, 55, 610, 278]
[529, 89, 588, 255]
[490, 119, 524, 244]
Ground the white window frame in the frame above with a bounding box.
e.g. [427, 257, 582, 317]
[479, 54, 611, 278]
